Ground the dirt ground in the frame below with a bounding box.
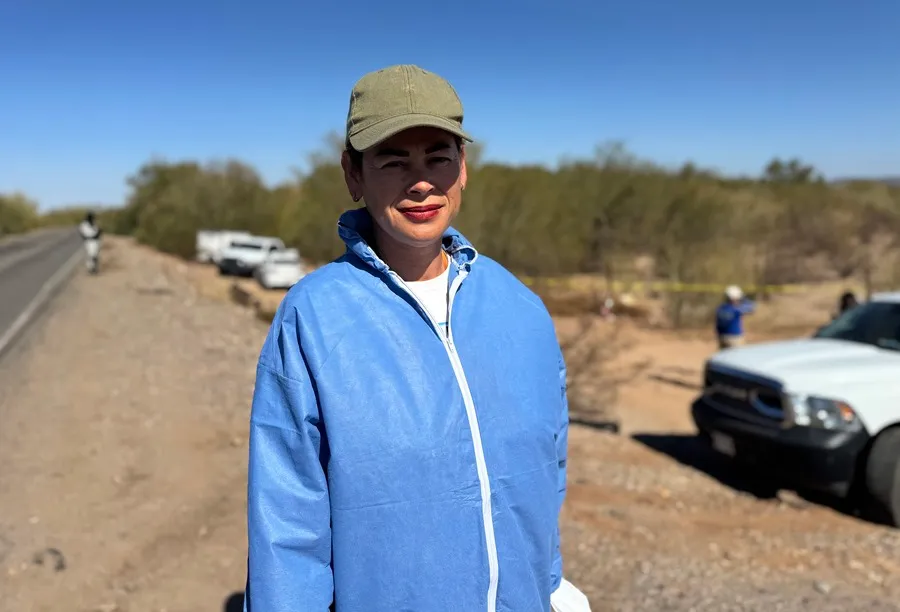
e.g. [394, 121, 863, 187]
[2, 237, 900, 611]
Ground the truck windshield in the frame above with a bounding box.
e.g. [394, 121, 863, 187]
[814, 301, 900, 351]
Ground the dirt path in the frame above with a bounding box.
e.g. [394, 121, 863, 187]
[1, 238, 899, 611]
[0, 239, 256, 612]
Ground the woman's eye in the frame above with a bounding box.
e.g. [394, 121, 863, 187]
[430, 157, 452, 165]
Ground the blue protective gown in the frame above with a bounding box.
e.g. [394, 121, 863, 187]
[245, 208, 568, 612]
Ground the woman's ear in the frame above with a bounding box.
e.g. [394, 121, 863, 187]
[459, 145, 467, 191]
[341, 151, 362, 202]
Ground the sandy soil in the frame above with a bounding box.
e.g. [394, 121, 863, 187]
[1, 237, 899, 611]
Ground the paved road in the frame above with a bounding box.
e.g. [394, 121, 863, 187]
[0, 228, 83, 356]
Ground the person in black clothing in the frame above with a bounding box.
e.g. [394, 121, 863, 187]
[836, 291, 859, 318]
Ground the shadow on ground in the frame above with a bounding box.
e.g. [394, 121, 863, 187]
[224, 591, 244, 612]
[646, 372, 701, 391]
[569, 413, 620, 434]
[632, 432, 781, 498]
[631, 432, 888, 525]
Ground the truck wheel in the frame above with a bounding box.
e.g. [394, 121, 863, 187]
[864, 427, 900, 526]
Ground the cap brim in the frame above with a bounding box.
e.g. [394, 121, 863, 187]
[348, 113, 473, 152]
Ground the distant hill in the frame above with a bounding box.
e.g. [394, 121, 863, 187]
[832, 176, 900, 186]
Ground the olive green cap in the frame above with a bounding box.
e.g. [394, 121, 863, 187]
[345, 64, 473, 152]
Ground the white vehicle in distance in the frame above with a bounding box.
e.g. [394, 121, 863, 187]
[195, 229, 252, 264]
[692, 292, 900, 524]
[254, 248, 307, 290]
[217, 236, 285, 277]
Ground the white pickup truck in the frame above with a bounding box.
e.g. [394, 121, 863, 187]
[217, 236, 285, 277]
[254, 248, 307, 290]
[195, 230, 252, 264]
[693, 292, 900, 524]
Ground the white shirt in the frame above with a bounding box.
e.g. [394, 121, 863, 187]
[405, 263, 450, 335]
[78, 220, 100, 240]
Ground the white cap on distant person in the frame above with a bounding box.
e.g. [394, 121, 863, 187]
[725, 285, 744, 300]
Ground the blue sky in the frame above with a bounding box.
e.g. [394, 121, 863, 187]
[1, 0, 898, 210]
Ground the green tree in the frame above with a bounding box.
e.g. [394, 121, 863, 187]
[0, 193, 40, 235]
[102, 138, 900, 327]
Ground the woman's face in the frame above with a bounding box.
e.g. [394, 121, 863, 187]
[342, 126, 466, 252]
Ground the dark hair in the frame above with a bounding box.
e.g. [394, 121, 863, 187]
[839, 291, 858, 313]
[345, 135, 464, 171]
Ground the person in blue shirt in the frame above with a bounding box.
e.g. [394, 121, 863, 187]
[242, 65, 590, 612]
[715, 285, 755, 349]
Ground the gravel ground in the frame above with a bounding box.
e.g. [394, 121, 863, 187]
[0, 239, 258, 612]
[1, 237, 899, 611]
[563, 430, 900, 611]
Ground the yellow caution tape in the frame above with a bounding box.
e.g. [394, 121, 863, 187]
[518, 276, 812, 294]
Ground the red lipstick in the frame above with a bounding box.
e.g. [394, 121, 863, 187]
[399, 204, 443, 222]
